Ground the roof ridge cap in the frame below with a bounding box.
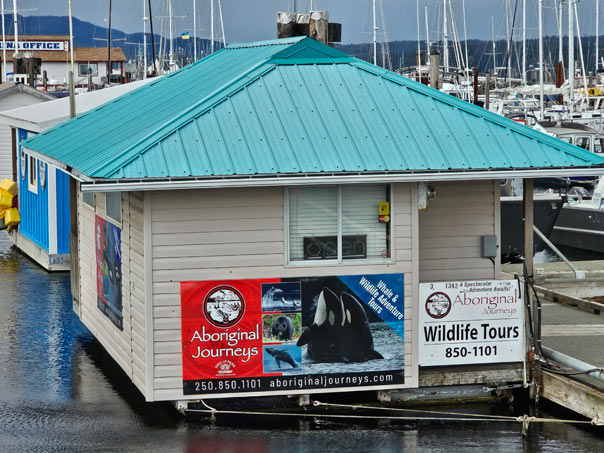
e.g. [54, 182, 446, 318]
[226, 36, 306, 49]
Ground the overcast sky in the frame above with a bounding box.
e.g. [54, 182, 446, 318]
[18, 0, 604, 44]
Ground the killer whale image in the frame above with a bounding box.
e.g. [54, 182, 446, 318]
[297, 287, 384, 363]
[271, 315, 294, 341]
[264, 347, 300, 369]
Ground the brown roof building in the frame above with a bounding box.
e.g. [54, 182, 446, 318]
[1, 35, 128, 88]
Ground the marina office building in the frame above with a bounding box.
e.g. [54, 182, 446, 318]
[20, 37, 604, 406]
[1, 35, 126, 89]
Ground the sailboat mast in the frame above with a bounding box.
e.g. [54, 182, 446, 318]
[491, 16, 496, 79]
[597, 0, 600, 74]
[168, 0, 173, 68]
[211, 0, 214, 54]
[574, 0, 589, 98]
[425, 6, 430, 55]
[522, 0, 526, 84]
[2, 0, 6, 82]
[569, 0, 575, 116]
[68, 0, 75, 117]
[506, 0, 511, 87]
[107, 0, 112, 81]
[443, 0, 448, 73]
[416, 0, 421, 70]
[148, 0, 156, 75]
[538, 0, 544, 118]
[143, 0, 147, 78]
[373, 0, 377, 66]
[193, 0, 197, 62]
[12, 0, 17, 57]
[462, 0, 469, 76]
[558, 0, 563, 65]
[218, 0, 225, 50]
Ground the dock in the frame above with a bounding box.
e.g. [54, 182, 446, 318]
[503, 260, 604, 422]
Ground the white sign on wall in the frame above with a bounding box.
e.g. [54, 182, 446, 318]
[419, 280, 525, 366]
[0, 41, 68, 51]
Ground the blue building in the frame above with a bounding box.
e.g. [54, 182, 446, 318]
[12, 127, 71, 270]
[0, 79, 152, 271]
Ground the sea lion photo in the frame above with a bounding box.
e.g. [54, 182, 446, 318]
[265, 347, 299, 369]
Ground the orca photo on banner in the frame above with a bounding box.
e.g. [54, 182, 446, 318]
[95, 215, 123, 330]
[180, 273, 405, 397]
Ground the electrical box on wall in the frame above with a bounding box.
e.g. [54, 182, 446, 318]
[481, 235, 497, 258]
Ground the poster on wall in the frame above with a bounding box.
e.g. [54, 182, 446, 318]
[95, 215, 123, 330]
[419, 280, 524, 366]
[180, 273, 405, 397]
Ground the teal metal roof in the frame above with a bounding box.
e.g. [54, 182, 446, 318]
[23, 36, 604, 181]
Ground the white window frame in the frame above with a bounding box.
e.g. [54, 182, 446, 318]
[78, 62, 98, 77]
[285, 184, 394, 267]
[27, 154, 38, 194]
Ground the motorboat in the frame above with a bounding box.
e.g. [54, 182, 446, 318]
[550, 178, 604, 255]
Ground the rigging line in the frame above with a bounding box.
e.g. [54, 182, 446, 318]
[447, 0, 463, 71]
[184, 406, 601, 426]
[474, 28, 494, 72]
[450, 0, 467, 71]
[313, 400, 523, 420]
[378, 0, 391, 70]
[505, 0, 520, 80]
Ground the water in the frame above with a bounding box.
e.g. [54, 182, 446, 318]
[1, 231, 604, 452]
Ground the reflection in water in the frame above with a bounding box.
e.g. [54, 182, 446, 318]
[1, 231, 603, 452]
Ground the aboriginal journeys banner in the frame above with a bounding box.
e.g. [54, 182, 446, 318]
[180, 274, 405, 396]
[95, 215, 123, 330]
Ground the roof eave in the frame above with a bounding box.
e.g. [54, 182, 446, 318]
[21, 145, 89, 182]
[79, 167, 604, 192]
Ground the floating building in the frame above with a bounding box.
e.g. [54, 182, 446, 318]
[18, 37, 604, 407]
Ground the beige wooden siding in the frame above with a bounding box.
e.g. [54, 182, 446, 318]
[149, 184, 416, 401]
[77, 188, 147, 397]
[419, 180, 497, 282]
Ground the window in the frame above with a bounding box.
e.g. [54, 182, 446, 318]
[28, 155, 38, 194]
[575, 136, 591, 151]
[79, 63, 98, 77]
[288, 185, 391, 263]
[83, 191, 95, 208]
[105, 192, 121, 224]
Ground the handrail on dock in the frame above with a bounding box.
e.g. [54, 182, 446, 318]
[541, 346, 604, 383]
[532, 225, 586, 280]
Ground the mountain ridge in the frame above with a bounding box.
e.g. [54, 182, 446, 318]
[7, 14, 603, 76]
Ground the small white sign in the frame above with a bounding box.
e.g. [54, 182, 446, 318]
[419, 280, 525, 366]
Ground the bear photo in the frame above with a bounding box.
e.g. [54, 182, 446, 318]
[262, 313, 301, 343]
[271, 315, 294, 341]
